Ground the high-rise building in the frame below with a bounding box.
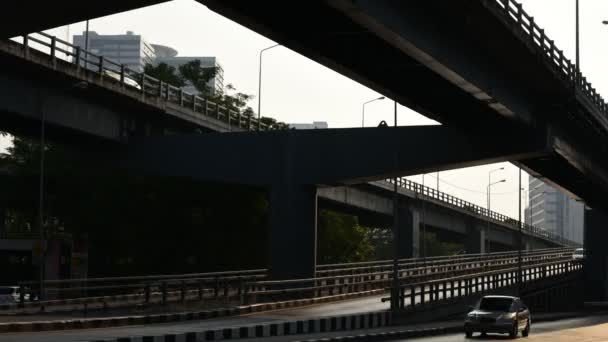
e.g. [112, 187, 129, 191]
[72, 32, 223, 95]
[73, 31, 155, 72]
[528, 177, 584, 243]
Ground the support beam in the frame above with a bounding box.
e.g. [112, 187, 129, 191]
[268, 185, 317, 280]
[465, 219, 485, 254]
[584, 206, 608, 301]
[125, 125, 551, 186]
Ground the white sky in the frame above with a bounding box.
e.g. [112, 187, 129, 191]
[2, 0, 606, 219]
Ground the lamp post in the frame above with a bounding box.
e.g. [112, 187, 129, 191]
[487, 177, 506, 253]
[257, 43, 280, 130]
[518, 168, 522, 296]
[362, 96, 385, 128]
[391, 100, 399, 311]
[37, 81, 88, 304]
[487, 167, 504, 211]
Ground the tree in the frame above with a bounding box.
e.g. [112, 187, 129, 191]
[317, 210, 374, 264]
[143, 63, 184, 87]
[178, 60, 218, 96]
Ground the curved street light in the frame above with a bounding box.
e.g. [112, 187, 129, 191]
[362, 96, 385, 127]
[257, 43, 280, 130]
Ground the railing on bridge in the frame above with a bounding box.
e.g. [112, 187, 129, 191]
[389, 178, 579, 247]
[7, 32, 274, 131]
[389, 258, 581, 312]
[10, 248, 573, 311]
[487, 0, 608, 121]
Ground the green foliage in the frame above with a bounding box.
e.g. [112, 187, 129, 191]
[178, 60, 218, 96]
[142, 62, 288, 130]
[317, 210, 374, 264]
[420, 232, 463, 257]
[143, 63, 185, 87]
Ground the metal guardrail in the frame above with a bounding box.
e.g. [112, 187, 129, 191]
[486, 0, 608, 123]
[389, 178, 579, 247]
[389, 258, 582, 312]
[242, 248, 573, 303]
[316, 247, 573, 276]
[13, 248, 571, 310]
[8, 32, 274, 131]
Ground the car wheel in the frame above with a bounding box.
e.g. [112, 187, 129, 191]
[509, 322, 518, 339]
[465, 331, 473, 338]
[522, 320, 530, 337]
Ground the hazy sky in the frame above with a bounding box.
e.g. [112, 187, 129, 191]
[1, 0, 606, 220]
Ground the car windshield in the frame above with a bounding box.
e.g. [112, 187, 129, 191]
[0, 288, 16, 295]
[478, 297, 513, 312]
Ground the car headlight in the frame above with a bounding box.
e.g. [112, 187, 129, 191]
[498, 313, 516, 321]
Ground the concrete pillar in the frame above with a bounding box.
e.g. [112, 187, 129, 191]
[0, 207, 5, 236]
[268, 184, 317, 280]
[584, 207, 608, 301]
[465, 219, 485, 254]
[396, 205, 419, 259]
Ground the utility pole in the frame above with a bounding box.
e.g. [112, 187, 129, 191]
[518, 168, 523, 295]
[391, 100, 399, 311]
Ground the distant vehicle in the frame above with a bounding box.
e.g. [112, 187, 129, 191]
[103, 69, 141, 90]
[464, 295, 531, 339]
[573, 248, 585, 261]
[0, 286, 29, 304]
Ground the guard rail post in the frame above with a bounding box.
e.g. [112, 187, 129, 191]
[144, 282, 151, 304]
[19, 284, 25, 308]
[161, 281, 167, 305]
[181, 280, 186, 302]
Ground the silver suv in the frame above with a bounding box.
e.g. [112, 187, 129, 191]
[464, 295, 531, 339]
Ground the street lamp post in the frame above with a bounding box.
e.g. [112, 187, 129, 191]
[518, 168, 522, 296]
[391, 100, 399, 311]
[257, 43, 280, 130]
[487, 177, 506, 253]
[361, 96, 385, 128]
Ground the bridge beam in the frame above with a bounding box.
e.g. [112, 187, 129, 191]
[584, 206, 608, 301]
[396, 204, 419, 259]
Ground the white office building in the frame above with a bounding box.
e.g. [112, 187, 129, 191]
[73, 31, 155, 72]
[72, 31, 223, 94]
[527, 177, 584, 243]
[288, 121, 329, 129]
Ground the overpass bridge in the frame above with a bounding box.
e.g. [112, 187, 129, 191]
[0, 28, 577, 282]
[0, 0, 603, 318]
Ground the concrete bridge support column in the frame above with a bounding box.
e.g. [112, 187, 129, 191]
[465, 219, 485, 254]
[0, 207, 5, 236]
[584, 206, 608, 301]
[396, 205, 419, 259]
[268, 184, 317, 280]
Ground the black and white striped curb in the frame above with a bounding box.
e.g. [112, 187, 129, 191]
[0, 289, 386, 333]
[293, 325, 461, 342]
[292, 311, 604, 342]
[83, 311, 391, 342]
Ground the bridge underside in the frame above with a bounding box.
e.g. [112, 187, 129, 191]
[123, 126, 552, 279]
[195, 0, 608, 212]
[0, 2, 168, 39]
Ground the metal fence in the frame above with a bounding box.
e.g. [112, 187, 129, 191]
[9, 32, 273, 132]
[389, 178, 579, 247]
[487, 0, 608, 120]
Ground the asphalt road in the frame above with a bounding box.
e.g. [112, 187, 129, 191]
[0, 294, 389, 342]
[241, 315, 608, 341]
[385, 315, 608, 342]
